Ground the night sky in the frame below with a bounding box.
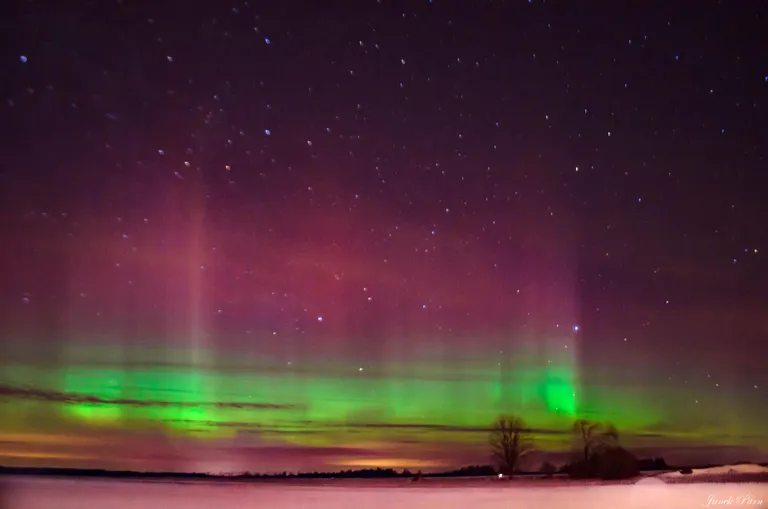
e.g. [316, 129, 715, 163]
[1, 0, 767, 473]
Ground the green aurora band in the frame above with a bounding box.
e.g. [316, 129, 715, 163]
[5, 339, 630, 439]
[1, 335, 764, 470]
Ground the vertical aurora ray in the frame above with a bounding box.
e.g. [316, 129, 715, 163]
[179, 174, 213, 429]
[496, 206, 583, 431]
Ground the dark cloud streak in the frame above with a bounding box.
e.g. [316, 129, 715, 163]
[0, 384, 301, 410]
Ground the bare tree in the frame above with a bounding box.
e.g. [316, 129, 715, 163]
[490, 415, 534, 476]
[572, 419, 619, 462]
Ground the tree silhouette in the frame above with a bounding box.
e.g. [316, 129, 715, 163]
[489, 415, 534, 475]
[572, 419, 619, 462]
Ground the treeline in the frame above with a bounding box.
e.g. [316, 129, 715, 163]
[0, 465, 518, 480]
[0, 466, 213, 479]
[0, 465, 511, 480]
[0, 459, 669, 481]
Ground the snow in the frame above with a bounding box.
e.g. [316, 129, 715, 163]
[661, 463, 768, 479]
[1, 475, 766, 509]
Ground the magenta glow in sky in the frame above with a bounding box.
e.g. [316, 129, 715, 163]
[0, 0, 767, 472]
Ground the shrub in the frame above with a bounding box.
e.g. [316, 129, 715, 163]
[565, 447, 639, 480]
[595, 447, 639, 479]
[540, 461, 556, 477]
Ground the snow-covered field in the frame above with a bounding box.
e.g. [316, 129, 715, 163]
[1, 470, 766, 509]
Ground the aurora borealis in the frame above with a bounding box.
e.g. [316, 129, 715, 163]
[1, 0, 767, 473]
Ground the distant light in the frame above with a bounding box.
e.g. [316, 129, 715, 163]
[264, 129, 271, 136]
[264, 38, 271, 45]
[573, 325, 580, 332]
[498, 473, 503, 478]
[317, 316, 323, 322]
[158, 149, 165, 155]
[20, 55, 28, 63]
[166, 55, 173, 62]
